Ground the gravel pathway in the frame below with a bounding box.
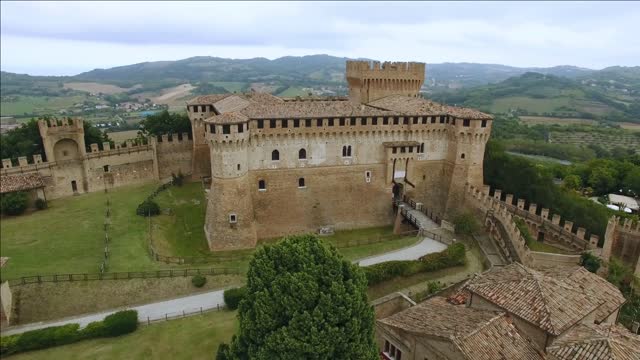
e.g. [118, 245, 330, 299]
[355, 237, 447, 266]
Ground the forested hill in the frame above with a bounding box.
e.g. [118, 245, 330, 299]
[432, 71, 640, 123]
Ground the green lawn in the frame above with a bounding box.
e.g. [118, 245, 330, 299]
[9, 310, 238, 360]
[1, 182, 416, 279]
[527, 240, 571, 254]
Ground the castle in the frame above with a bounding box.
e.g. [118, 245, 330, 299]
[0, 60, 493, 252]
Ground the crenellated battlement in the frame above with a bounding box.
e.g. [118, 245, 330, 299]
[465, 184, 595, 251]
[346, 60, 425, 76]
[1, 154, 51, 174]
[346, 60, 425, 104]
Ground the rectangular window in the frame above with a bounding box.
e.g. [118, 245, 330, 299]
[400, 147, 406, 153]
[409, 147, 414, 153]
[393, 117, 399, 125]
[430, 116, 436, 124]
[371, 117, 377, 125]
[282, 120, 288, 128]
[257, 120, 264, 129]
[463, 119, 471, 127]
[237, 124, 244, 133]
[229, 214, 237, 224]
[328, 118, 334, 126]
[294, 119, 300, 128]
[383, 117, 389, 125]
[223, 125, 230, 134]
[209, 124, 216, 134]
[392, 147, 397, 154]
[358, 118, 364, 126]
[421, 117, 426, 124]
[439, 116, 445, 124]
[403, 117, 408, 125]
[452, 118, 456, 126]
[339, 118, 346, 126]
[384, 340, 390, 353]
[305, 119, 312, 127]
[412, 117, 418, 124]
[481, 120, 487, 128]
[270, 119, 276, 128]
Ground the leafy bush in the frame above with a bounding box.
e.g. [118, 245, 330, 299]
[35, 198, 47, 210]
[514, 218, 535, 245]
[580, 252, 601, 273]
[0, 324, 80, 356]
[223, 286, 247, 310]
[136, 199, 160, 217]
[172, 171, 185, 187]
[364, 243, 466, 285]
[453, 213, 480, 235]
[191, 274, 207, 288]
[0, 310, 138, 355]
[0, 191, 29, 216]
[102, 310, 138, 337]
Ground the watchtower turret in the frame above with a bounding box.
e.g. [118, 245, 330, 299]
[346, 60, 425, 104]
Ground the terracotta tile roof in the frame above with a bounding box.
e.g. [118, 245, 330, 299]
[539, 266, 626, 323]
[204, 112, 249, 124]
[465, 263, 604, 335]
[186, 94, 233, 105]
[0, 173, 44, 194]
[189, 92, 491, 122]
[379, 297, 543, 360]
[548, 323, 640, 360]
[368, 95, 493, 119]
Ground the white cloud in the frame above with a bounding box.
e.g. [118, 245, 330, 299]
[1, 1, 639, 75]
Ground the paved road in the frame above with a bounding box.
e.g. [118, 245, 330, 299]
[2, 235, 447, 336]
[355, 238, 447, 266]
[1, 289, 227, 336]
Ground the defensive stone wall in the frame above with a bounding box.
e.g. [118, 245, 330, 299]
[464, 184, 586, 268]
[601, 216, 640, 276]
[154, 133, 194, 179]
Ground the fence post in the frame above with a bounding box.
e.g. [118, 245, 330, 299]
[165, 314, 168, 321]
[147, 316, 150, 325]
[217, 304, 220, 311]
[200, 307, 203, 314]
[183, 310, 185, 317]
[37, 275, 41, 283]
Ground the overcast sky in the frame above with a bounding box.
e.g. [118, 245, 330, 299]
[1, 1, 639, 76]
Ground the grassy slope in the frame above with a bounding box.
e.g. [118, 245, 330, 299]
[9, 310, 238, 360]
[1, 182, 416, 279]
[0, 95, 88, 117]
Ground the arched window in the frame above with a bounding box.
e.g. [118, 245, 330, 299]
[298, 148, 307, 160]
[298, 177, 305, 188]
[461, 153, 466, 159]
[272, 150, 279, 161]
[342, 146, 347, 157]
[258, 179, 266, 191]
[348, 145, 352, 157]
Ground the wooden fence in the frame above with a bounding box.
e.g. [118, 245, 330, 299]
[3, 267, 243, 287]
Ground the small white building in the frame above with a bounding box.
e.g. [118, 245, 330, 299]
[608, 194, 639, 213]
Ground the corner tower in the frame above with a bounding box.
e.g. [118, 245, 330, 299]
[203, 114, 257, 251]
[346, 60, 425, 104]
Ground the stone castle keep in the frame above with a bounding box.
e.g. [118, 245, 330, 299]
[1, 60, 493, 252]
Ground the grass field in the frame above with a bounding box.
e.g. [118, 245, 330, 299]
[108, 130, 141, 143]
[211, 82, 246, 93]
[527, 241, 571, 254]
[0, 95, 89, 116]
[1, 182, 418, 280]
[9, 310, 238, 360]
[519, 116, 597, 126]
[277, 86, 307, 97]
[619, 122, 640, 132]
[15, 274, 243, 324]
[490, 96, 573, 113]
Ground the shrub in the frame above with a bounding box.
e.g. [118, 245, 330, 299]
[452, 212, 480, 235]
[364, 243, 466, 286]
[172, 171, 185, 187]
[580, 252, 601, 273]
[223, 287, 247, 310]
[80, 321, 106, 339]
[0, 191, 29, 216]
[35, 198, 47, 210]
[0, 324, 80, 355]
[102, 310, 138, 337]
[192, 274, 207, 288]
[136, 199, 160, 217]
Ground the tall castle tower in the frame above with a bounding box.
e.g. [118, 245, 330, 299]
[203, 116, 257, 250]
[346, 61, 425, 104]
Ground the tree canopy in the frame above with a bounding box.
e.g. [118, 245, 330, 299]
[217, 235, 377, 360]
[139, 110, 191, 136]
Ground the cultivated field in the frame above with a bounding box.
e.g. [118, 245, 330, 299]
[619, 122, 640, 132]
[108, 130, 141, 143]
[0, 95, 89, 117]
[549, 131, 640, 153]
[63, 82, 132, 94]
[520, 116, 597, 126]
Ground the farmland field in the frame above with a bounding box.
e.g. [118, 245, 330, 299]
[277, 86, 306, 97]
[619, 122, 640, 132]
[63, 82, 131, 94]
[520, 116, 597, 126]
[0, 94, 89, 116]
[211, 81, 246, 93]
[549, 131, 640, 153]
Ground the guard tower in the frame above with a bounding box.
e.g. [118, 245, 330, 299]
[346, 60, 425, 104]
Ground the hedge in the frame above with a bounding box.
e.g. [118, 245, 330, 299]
[192, 274, 207, 288]
[223, 287, 247, 310]
[0, 310, 138, 356]
[364, 243, 466, 286]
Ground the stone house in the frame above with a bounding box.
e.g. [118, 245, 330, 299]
[376, 263, 635, 360]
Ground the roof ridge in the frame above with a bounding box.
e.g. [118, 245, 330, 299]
[531, 274, 556, 333]
[457, 311, 505, 340]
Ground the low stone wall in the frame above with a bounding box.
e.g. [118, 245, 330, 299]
[371, 292, 416, 319]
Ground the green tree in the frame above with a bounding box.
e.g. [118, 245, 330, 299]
[562, 174, 582, 191]
[453, 212, 480, 235]
[218, 235, 377, 360]
[139, 110, 191, 136]
[0, 191, 29, 216]
[623, 167, 640, 195]
[588, 166, 618, 195]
